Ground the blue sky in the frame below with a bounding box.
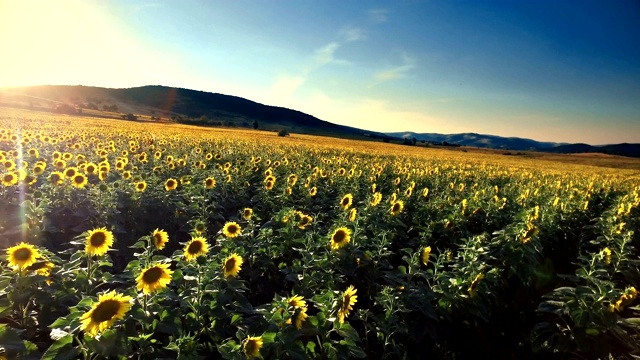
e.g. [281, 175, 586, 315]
[1, 0, 639, 144]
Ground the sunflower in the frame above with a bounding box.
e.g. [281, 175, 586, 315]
[84, 162, 98, 175]
[242, 336, 263, 359]
[222, 222, 242, 238]
[298, 215, 313, 229]
[348, 208, 357, 222]
[242, 208, 253, 220]
[152, 229, 169, 250]
[330, 227, 352, 250]
[3, 159, 16, 171]
[223, 253, 243, 278]
[468, 273, 484, 297]
[390, 200, 404, 216]
[29, 260, 55, 278]
[135, 181, 147, 192]
[337, 285, 358, 324]
[405, 187, 413, 197]
[287, 306, 308, 329]
[309, 187, 317, 197]
[287, 174, 298, 186]
[287, 295, 306, 308]
[164, 178, 178, 191]
[2, 172, 18, 187]
[32, 164, 45, 175]
[264, 179, 275, 191]
[204, 177, 216, 189]
[71, 173, 88, 188]
[80, 291, 132, 337]
[63, 166, 78, 179]
[421, 246, 431, 265]
[136, 263, 173, 294]
[370, 192, 382, 207]
[340, 194, 353, 210]
[6, 242, 41, 270]
[48, 171, 64, 185]
[602, 247, 612, 265]
[184, 237, 209, 261]
[85, 227, 114, 256]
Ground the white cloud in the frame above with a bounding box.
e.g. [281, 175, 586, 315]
[269, 75, 306, 100]
[368, 9, 388, 24]
[372, 53, 417, 85]
[314, 42, 340, 66]
[340, 26, 365, 42]
[268, 27, 365, 100]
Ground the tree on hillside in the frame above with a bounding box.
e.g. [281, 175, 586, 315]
[253, 120, 259, 129]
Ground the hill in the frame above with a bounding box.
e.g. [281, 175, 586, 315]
[0, 85, 390, 140]
[1, 85, 637, 157]
[387, 131, 565, 150]
[388, 131, 640, 158]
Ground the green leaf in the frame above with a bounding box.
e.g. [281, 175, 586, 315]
[84, 328, 129, 357]
[261, 331, 277, 343]
[0, 324, 26, 353]
[41, 335, 80, 360]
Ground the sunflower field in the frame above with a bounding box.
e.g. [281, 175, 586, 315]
[1, 108, 640, 359]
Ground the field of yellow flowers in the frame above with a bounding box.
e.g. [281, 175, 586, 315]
[1, 108, 639, 359]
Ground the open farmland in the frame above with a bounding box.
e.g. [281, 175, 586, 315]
[1, 108, 640, 359]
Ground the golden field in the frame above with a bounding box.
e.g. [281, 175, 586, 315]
[1, 107, 639, 359]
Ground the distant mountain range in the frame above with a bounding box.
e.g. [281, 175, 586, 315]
[1, 85, 638, 158]
[387, 131, 640, 157]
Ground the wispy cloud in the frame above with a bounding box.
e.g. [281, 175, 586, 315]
[270, 75, 306, 99]
[372, 53, 417, 85]
[314, 42, 340, 66]
[340, 26, 365, 42]
[368, 9, 388, 24]
[269, 28, 365, 101]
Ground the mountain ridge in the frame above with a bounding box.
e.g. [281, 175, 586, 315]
[1, 84, 638, 157]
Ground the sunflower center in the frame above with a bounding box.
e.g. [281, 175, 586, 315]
[392, 203, 401, 212]
[4, 174, 13, 182]
[187, 241, 203, 254]
[90, 232, 107, 247]
[333, 231, 346, 243]
[153, 234, 163, 244]
[91, 300, 121, 323]
[342, 198, 349, 206]
[228, 225, 238, 234]
[245, 339, 258, 354]
[225, 258, 236, 272]
[14, 248, 33, 261]
[137, 183, 145, 190]
[74, 175, 84, 184]
[66, 169, 75, 177]
[142, 267, 163, 284]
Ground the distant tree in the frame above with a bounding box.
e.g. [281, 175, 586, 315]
[402, 138, 413, 146]
[126, 113, 138, 121]
[278, 129, 290, 137]
[412, 137, 417, 145]
[383, 138, 390, 143]
[253, 120, 259, 129]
